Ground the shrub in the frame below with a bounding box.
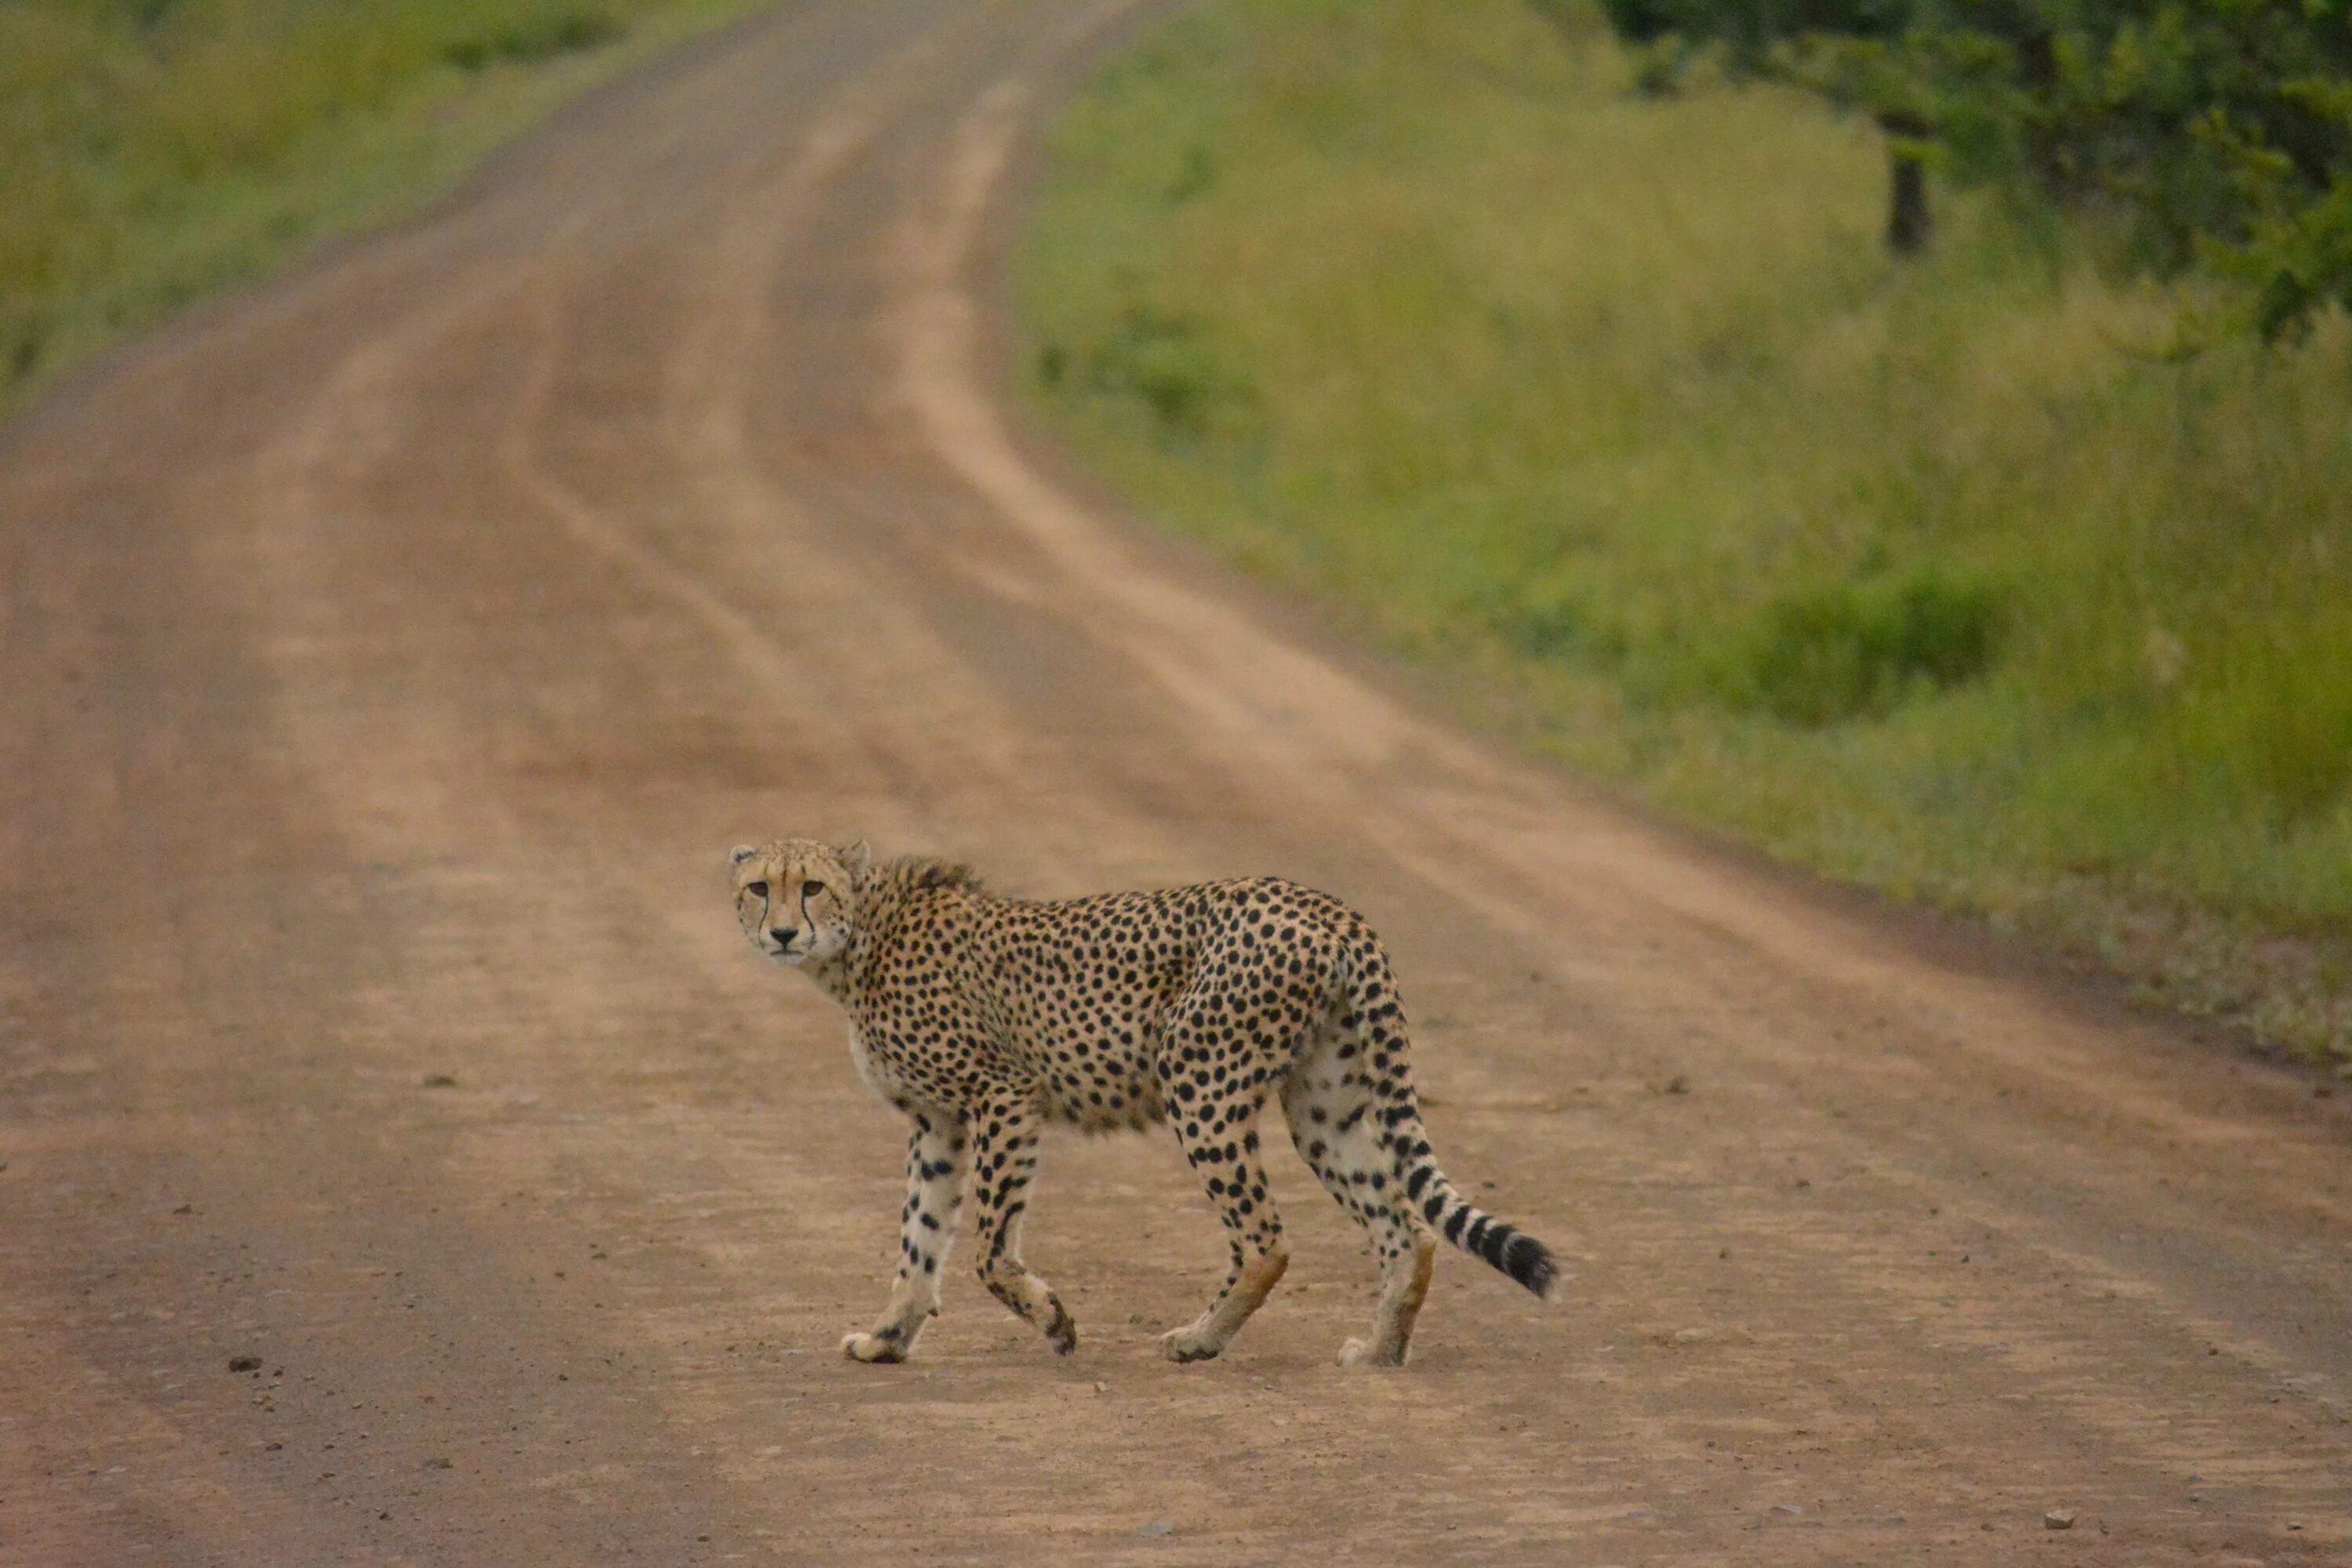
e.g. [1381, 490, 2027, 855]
[445, 9, 624, 72]
[1081, 302, 1254, 439]
[1739, 570, 2003, 725]
[1565, 0, 2352, 338]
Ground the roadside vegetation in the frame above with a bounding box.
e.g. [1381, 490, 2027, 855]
[1, 0, 767, 423]
[1014, 0, 2352, 1065]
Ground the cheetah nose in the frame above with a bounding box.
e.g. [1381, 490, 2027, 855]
[768, 927, 799, 951]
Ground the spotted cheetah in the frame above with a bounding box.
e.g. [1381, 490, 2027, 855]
[729, 837, 1562, 1367]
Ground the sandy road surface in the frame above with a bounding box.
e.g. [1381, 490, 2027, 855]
[3, 2, 2349, 1562]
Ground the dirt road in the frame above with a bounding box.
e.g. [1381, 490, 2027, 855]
[3, 2, 2347, 1562]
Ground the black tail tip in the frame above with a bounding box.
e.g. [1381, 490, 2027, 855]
[1505, 1232, 1564, 1301]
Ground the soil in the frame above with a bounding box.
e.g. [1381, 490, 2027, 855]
[2, 2, 2347, 1563]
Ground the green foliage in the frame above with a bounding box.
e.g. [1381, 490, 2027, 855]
[1018, 0, 2352, 1056]
[1734, 572, 2003, 726]
[1572, 0, 2352, 338]
[445, 9, 623, 71]
[1056, 302, 1256, 440]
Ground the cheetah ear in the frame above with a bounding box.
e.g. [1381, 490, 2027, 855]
[728, 844, 759, 867]
[837, 839, 871, 877]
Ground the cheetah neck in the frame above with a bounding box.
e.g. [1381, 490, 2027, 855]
[804, 855, 982, 1014]
[802, 951, 855, 1006]
[802, 863, 904, 1010]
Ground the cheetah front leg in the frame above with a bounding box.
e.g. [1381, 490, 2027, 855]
[967, 1095, 1077, 1356]
[844, 1112, 966, 1364]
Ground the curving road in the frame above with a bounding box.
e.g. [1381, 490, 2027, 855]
[2, 2, 2348, 1562]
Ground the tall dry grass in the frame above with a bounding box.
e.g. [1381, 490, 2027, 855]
[1016, 0, 2352, 1058]
[1, 0, 760, 418]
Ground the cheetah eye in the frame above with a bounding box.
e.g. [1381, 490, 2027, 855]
[801, 880, 826, 899]
[744, 880, 768, 900]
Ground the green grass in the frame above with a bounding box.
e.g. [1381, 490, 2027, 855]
[0, 0, 774, 421]
[1014, 0, 2352, 1064]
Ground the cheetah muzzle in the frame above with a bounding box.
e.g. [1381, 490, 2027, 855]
[730, 837, 1564, 1368]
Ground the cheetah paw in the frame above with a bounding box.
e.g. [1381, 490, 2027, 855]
[841, 1330, 907, 1364]
[1155, 1327, 1222, 1364]
[1042, 1301, 1079, 1357]
[1337, 1338, 1403, 1368]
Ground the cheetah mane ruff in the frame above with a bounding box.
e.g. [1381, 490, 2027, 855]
[731, 840, 1563, 1367]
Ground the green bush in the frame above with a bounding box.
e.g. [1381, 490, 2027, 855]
[1568, 0, 2352, 339]
[1737, 572, 2003, 726]
[445, 9, 623, 72]
[1073, 302, 1256, 440]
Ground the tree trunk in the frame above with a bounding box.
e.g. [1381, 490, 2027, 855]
[2016, 30, 2071, 198]
[1881, 126, 1931, 256]
[1887, 148, 1929, 255]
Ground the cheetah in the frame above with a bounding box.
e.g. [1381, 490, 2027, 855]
[730, 837, 1562, 1367]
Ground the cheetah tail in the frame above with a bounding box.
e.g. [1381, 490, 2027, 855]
[1335, 938, 1562, 1299]
[1395, 1134, 1563, 1301]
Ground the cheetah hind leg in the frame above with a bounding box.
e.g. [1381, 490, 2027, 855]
[1280, 1073, 1436, 1367]
[1338, 1226, 1436, 1368]
[966, 1098, 1080, 1356]
[1156, 1081, 1289, 1363]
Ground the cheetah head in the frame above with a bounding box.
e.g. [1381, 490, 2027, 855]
[728, 837, 869, 968]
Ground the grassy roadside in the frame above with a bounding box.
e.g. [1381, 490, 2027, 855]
[1014, 0, 2352, 1067]
[1, 0, 776, 424]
